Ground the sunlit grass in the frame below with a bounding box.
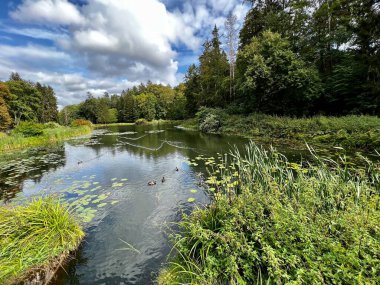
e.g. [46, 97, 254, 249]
[0, 126, 91, 152]
[0, 197, 84, 285]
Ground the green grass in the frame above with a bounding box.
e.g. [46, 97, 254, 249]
[189, 109, 380, 150]
[0, 198, 84, 285]
[95, 119, 181, 128]
[0, 125, 92, 152]
[159, 142, 380, 284]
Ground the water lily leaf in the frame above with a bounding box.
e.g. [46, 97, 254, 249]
[112, 182, 124, 188]
[97, 203, 107, 208]
[121, 178, 128, 182]
[187, 198, 196, 203]
[190, 189, 198, 193]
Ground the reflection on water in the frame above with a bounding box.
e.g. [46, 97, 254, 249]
[0, 124, 305, 284]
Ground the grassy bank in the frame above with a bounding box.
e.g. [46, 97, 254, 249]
[183, 109, 380, 150]
[158, 143, 380, 284]
[0, 198, 84, 285]
[95, 119, 181, 128]
[0, 125, 92, 153]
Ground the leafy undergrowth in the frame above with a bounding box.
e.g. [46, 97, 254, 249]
[194, 108, 380, 150]
[0, 125, 92, 152]
[158, 143, 380, 285]
[0, 198, 84, 285]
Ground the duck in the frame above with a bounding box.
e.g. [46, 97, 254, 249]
[148, 180, 157, 186]
[175, 167, 179, 172]
[77, 161, 83, 165]
[161, 177, 165, 183]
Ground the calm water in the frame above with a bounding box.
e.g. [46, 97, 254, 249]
[0, 124, 306, 285]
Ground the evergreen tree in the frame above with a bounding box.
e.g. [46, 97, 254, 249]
[198, 26, 229, 107]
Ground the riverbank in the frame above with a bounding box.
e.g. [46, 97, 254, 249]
[180, 110, 380, 150]
[95, 119, 181, 128]
[0, 198, 84, 285]
[158, 142, 380, 284]
[0, 125, 92, 153]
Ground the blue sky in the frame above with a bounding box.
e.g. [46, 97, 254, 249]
[0, 0, 248, 107]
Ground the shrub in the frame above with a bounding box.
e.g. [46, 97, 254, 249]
[12, 121, 44, 137]
[196, 107, 225, 133]
[135, 118, 148, 125]
[199, 114, 221, 133]
[71, 119, 92, 127]
[44, 121, 61, 129]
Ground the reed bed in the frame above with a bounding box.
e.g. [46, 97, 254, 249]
[158, 142, 380, 284]
[0, 126, 91, 152]
[0, 198, 84, 285]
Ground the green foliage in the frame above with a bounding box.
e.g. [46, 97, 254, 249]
[0, 83, 12, 130]
[213, 113, 380, 150]
[236, 31, 322, 115]
[44, 121, 61, 129]
[198, 26, 230, 108]
[135, 92, 157, 121]
[0, 197, 84, 284]
[71, 119, 92, 127]
[12, 121, 44, 137]
[197, 107, 226, 133]
[160, 143, 380, 284]
[135, 118, 148, 125]
[35, 83, 58, 123]
[59, 104, 80, 126]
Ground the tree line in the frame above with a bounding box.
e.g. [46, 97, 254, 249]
[0, 73, 58, 131]
[59, 82, 186, 125]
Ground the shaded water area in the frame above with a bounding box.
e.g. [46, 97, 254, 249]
[0, 124, 313, 284]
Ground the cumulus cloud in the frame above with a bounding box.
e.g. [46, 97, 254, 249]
[10, 0, 85, 25]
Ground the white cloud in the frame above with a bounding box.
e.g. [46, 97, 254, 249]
[10, 0, 85, 25]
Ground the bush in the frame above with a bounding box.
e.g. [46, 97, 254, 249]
[196, 107, 225, 133]
[71, 119, 92, 127]
[12, 122, 44, 137]
[135, 118, 148, 125]
[44, 122, 61, 129]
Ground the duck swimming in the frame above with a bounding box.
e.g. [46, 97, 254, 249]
[161, 177, 165, 183]
[175, 167, 179, 172]
[148, 180, 157, 186]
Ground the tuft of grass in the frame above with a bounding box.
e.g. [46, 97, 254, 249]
[0, 197, 84, 285]
[159, 142, 380, 284]
[0, 125, 92, 153]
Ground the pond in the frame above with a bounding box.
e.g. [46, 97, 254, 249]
[0, 124, 308, 284]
